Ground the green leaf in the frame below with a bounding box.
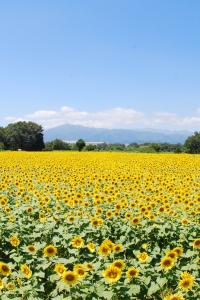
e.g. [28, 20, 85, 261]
[21, 284, 32, 291]
[148, 282, 160, 295]
[127, 285, 140, 295]
[157, 277, 167, 287]
[34, 271, 45, 278]
[13, 256, 23, 262]
[41, 262, 51, 270]
[101, 290, 114, 300]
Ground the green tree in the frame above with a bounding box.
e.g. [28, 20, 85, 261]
[52, 139, 69, 150]
[174, 146, 182, 154]
[76, 139, 86, 152]
[184, 131, 200, 154]
[150, 143, 161, 152]
[43, 142, 53, 151]
[0, 142, 5, 150]
[0, 127, 5, 143]
[86, 144, 96, 151]
[96, 142, 108, 150]
[128, 142, 139, 148]
[5, 121, 44, 151]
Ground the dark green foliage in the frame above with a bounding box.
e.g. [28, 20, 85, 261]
[5, 121, 44, 151]
[107, 143, 126, 151]
[128, 142, 139, 148]
[43, 142, 53, 151]
[0, 142, 5, 150]
[184, 131, 200, 154]
[160, 142, 182, 152]
[52, 139, 69, 150]
[174, 146, 182, 154]
[85, 144, 96, 151]
[76, 139, 86, 151]
[150, 143, 161, 152]
[96, 142, 108, 150]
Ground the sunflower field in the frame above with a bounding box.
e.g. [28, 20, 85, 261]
[0, 152, 200, 300]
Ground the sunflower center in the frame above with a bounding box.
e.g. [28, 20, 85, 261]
[47, 247, 54, 253]
[115, 263, 122, 268]
[183, 281, 190, 287]
[109, 271, 117, 278]
[2, 265, 8, 272]
[66, 275, 74, 281]
[164, 260, 171, 266]
[130, 271, 136, 276]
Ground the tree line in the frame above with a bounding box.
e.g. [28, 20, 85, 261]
[1, 121, 200, 154]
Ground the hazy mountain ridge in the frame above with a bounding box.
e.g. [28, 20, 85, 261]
[44, 124, 192, 144]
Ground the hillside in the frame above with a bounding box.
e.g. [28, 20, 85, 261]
[43, 124, 191, 144]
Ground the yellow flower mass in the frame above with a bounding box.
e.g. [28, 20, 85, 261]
[0, 151, 200, 298]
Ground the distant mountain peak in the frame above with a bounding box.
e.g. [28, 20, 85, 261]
[44, 123, 191, 144]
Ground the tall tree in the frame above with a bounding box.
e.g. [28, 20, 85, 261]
[5, 121, 44, 151]
[52, 139, 69, 150]
[76, 139, 86, 152]
[184, 131, 200, 154]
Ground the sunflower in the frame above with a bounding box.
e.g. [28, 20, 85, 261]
[173, 247, 184, 256]
[68, 216, 75, 223]
[87, 242, 95, 253]
[106, 211, 113, 218]
[91, 219, 99, 226]
[6, 283, 15, 290]
[72, 237, 84, 248]
[55, 263, 66, 276]
[74, 267, 87, 278]
[193, 238, 200, 249]
[98, 244, 111, 255]
[21, 264, 32, 278]
[160, 257, 174, 270]
[179, 278, 194, 290]
[126, 267, 139, 278]
[72, 263, 83, 271]
[113, 244, 123, 253]
[181, 218, 188, 225]
[165, 251, 178, 260]
[26, 207, 33, 213]
[170, 294, 185, 300]
[197, 258, 200, 264]
[137, 252, 149, 263]
[10, 236, 20, 247]
[131, 217, 141, 225]
[112, 260, 126, 270]
[85, 263, 94, 270]
[43, 245, 57, 257]
[27, 244, 35, 254]
[103, 266, 121, 283]
[62, 271, 78, 285]
[114, 211, 120, 217]
[5, 207, 11, 214]
[125, 212, 132, 219]
[56, 205, 62, 211]
[180, 271, 194, 280]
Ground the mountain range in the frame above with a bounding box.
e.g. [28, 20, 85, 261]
[43, 124, 193, 144]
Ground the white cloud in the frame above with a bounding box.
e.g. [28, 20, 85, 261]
[5, 116, 16, 120]
[154, 111, 177, 117]
[5, 106, 200, 130]
[197, 108, 200, 114]
[25, 110, 60, 118]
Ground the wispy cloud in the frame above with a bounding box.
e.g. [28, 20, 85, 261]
[4, 107, 200, 130]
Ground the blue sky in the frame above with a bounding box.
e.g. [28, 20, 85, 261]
[1, 0, 200, 131]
